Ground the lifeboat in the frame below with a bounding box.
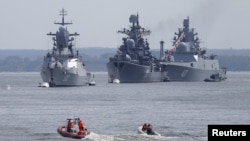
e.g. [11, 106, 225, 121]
[57, 125, 90, 139]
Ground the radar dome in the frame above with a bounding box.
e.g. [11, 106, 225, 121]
[126, 39, 135, 48]
[176, 42, 191, 53]
[59, 27, 65, 32]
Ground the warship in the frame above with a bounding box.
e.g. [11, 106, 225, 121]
[40, 9, 93, 86]
[160, 17, 227, 82]
[106, 14, 165, 83]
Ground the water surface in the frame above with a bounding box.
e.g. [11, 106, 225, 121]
[0, 72, 249, 141]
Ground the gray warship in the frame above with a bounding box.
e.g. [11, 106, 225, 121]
[160, 17, 227, 82]
[106, 14, 164, 83]
[40, 9, 93, 86]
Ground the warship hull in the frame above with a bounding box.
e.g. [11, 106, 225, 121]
[107, 61, 164, 83]
[161, 62, 227, 81]
[40, 67, 89, 86]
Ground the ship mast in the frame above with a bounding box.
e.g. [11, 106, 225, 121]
[47, 9, 79, 56]
[54, 8, 72, 26]
[118, 14, 150, 44]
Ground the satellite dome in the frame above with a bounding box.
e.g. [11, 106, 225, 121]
[176, 42, 191, 53]
[126, 39, 135, 48]
[59, 27, 65, 32]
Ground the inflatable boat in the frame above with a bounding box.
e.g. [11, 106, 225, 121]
[57, 125, 90, 139]
[138, 126, 161, 136]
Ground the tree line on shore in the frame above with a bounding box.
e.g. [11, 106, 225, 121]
[0, 48, 250, 72]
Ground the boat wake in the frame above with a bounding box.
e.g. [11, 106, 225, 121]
[86, 132, 163, 141]
[86, 132, 206, 141]
[86, 132, 117, 141]
[120, 133, 164, 140]
[120, 133, 207, 141]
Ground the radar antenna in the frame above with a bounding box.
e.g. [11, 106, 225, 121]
[118, 14, 151, 38]
[54, 8, 72, 26]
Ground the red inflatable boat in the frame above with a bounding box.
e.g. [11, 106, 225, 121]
[57, 125, 90, 139]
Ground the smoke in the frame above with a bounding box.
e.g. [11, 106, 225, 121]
[191, 0, 246, 49]
[148, 17, 182, 49]
[148, 0, 229, 49]
[191, 0, 226, 34]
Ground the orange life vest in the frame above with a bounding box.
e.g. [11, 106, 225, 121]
[78, 121, 84, 130]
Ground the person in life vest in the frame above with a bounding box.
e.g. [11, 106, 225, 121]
[67, 119, 73, 133]
[78, 119, 85, 131]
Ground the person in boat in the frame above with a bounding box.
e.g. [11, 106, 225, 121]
[78, 118, 85, 131]
[67, 119, 73, 133]
[142, 123, 148, 131]
[147, 124, 153, 134]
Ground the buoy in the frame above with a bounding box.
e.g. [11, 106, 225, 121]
[88, 81, 96, 86]
[39, 82, 50, 88]
[113, 79, 120, 84]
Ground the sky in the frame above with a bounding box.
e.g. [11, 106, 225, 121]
[0, 0, 249, 50]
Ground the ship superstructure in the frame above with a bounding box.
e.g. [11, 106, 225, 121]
[106, 14, 166, 83]
[40, 9, 92, 86]
[160, 17, 227, 81]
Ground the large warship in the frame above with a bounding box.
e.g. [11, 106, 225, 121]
[106, 14, 165, 83]
[40, 9, 93, 86]
[160, 17, 227, 82]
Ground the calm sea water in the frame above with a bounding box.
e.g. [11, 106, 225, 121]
[0, 72, 250, 141]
